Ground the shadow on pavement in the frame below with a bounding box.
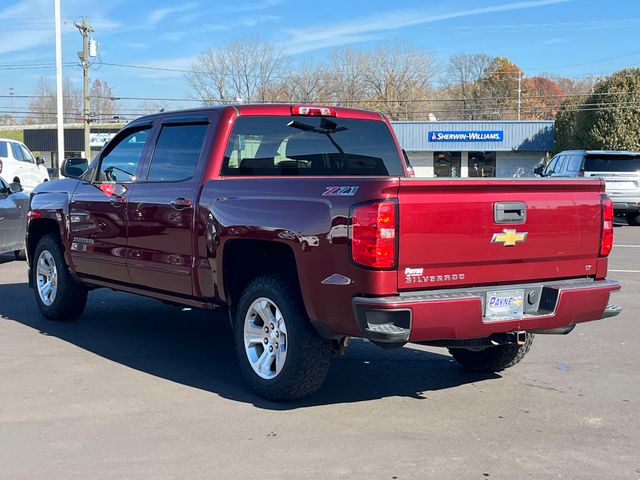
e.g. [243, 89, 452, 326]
[0, 281, 499, 410]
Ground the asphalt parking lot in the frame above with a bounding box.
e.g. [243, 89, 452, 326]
[1, 225, 638, 479]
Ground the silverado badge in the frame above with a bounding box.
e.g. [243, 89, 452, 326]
[491, 229, 528, 247]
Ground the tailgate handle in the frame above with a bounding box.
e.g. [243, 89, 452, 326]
[494, 202, 526, 224]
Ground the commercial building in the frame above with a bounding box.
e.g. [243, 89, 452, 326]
[391, 120, 554, 178]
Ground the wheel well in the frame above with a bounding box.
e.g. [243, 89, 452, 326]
[27, 219, 60, 259]
[223, 239, 299, 308]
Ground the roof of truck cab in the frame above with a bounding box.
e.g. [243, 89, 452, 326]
[130, 104, 384, 124]
[559, 150, 640, 156]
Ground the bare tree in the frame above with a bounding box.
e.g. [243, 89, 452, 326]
[89, 79, 118, 123]
[28, 77, 82, 123]
[325, 48, 368, 107]
[187, 37, 288, 104]
[445, 53, 493, 119]
[359, 42, 436, 120]
[137, 100, 170, 115]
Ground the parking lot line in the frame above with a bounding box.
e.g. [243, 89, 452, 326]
[614, 245, 640, 248]
[608, 269, 640, 273]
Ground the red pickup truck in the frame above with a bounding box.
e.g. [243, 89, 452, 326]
[26, 104, 621, 401]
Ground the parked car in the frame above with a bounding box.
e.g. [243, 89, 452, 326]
[0, 175, 29, 259]
[0, 138, 49, 192]
[538, 150, 640, 225]
[26, 105, 621, 401]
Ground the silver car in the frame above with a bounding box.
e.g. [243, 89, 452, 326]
[0, 175, 29, 259]
[540, 150, 640, 225]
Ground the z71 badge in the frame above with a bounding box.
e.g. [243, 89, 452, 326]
[323, 186, 358, 196]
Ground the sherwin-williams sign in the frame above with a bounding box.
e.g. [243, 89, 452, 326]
[428, 131, 504, 142]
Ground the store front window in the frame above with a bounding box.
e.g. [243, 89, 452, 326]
[469, 151, 496, 177]
[433, 151, 461, 177]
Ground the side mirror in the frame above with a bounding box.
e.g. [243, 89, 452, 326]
[9, 182, 23, 194]
[61, 157, 89, 179]
[533, 164, 545, 177]
[36, 156, 45, 166]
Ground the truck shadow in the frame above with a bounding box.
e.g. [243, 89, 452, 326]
[0, 282, 500, 410]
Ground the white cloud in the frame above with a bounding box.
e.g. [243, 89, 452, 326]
[282, 0, 572, 54]
[146, 2, 199, 27]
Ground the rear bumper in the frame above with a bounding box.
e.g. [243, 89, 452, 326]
[352, 279, 621, 345]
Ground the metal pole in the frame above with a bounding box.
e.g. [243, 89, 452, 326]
[54, 0, 64, 174]
[517, 71, 522, 121]
[75, 18, 93, 160]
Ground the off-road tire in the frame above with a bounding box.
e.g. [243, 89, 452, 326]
[448, 333, 534, 372]
[626, 213, 640, 226]
[234, 273, 331, 401]
[32, 234, 87, 321]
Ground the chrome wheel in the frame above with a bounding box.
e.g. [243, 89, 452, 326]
[36, 250, 58, 306]
[243, 297, 288, 380]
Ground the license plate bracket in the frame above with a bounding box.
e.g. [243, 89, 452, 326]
[485, 289, 525, 321]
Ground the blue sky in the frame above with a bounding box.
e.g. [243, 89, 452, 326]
[1, 0, 639, 119]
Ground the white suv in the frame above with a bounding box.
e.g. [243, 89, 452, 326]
[0, 138, 49, 192]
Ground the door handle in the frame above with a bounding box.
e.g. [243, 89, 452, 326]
[110, 196, 126, 208]
[171, 198, 192, 210]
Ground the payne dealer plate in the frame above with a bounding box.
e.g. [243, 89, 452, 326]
[484, 289, 525, 321]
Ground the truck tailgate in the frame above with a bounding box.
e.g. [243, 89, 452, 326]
[397, 178, 605, 290]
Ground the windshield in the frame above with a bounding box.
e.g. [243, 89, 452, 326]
[584, 155, 640, 173]
[221, 115, 403, 176]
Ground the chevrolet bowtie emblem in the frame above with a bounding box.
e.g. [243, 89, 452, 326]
[491, 229, 528, 247]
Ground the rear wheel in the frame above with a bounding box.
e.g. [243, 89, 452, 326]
[32, 234, 87, 321]
[626, 213, 640, 226]
[448, 333, 534, 372]
[234, 274, 331, 401]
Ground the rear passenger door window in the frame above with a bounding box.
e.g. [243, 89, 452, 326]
[0, 141, 9, 158]
[145, 123, 208, 182]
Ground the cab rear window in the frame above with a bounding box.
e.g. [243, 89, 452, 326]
[221, 116, 403, 176]
[584, 155, 640, 172]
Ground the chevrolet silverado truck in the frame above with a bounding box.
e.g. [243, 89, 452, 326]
[26, 104, 622, 401]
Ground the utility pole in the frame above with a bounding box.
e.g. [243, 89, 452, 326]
[517, 71, 522, 121]
[74, 17, 93, 160]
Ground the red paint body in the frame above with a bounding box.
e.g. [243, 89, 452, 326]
[27, 105, 620, 342]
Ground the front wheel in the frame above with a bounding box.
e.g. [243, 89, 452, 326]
[32, 234, 87, 321]
[234, 274, 331, 401]
[448, 333, 534, 372]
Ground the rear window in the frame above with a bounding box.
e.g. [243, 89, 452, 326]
[221, 116, 403, 176]
[584, 155, 640, 173]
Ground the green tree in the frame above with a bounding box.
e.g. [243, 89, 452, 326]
[583, 68, 640, 150]
[553, 95, 588, 153]
[553, 68, 640, 151]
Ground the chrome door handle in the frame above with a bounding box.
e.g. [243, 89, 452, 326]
[171, 198, 192, 210]
[110, 196, 126, 208]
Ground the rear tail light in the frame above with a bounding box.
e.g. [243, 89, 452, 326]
[350, 201, 397, 269]
[600, 195, 613, 256]
[291, 105, 336, 117]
